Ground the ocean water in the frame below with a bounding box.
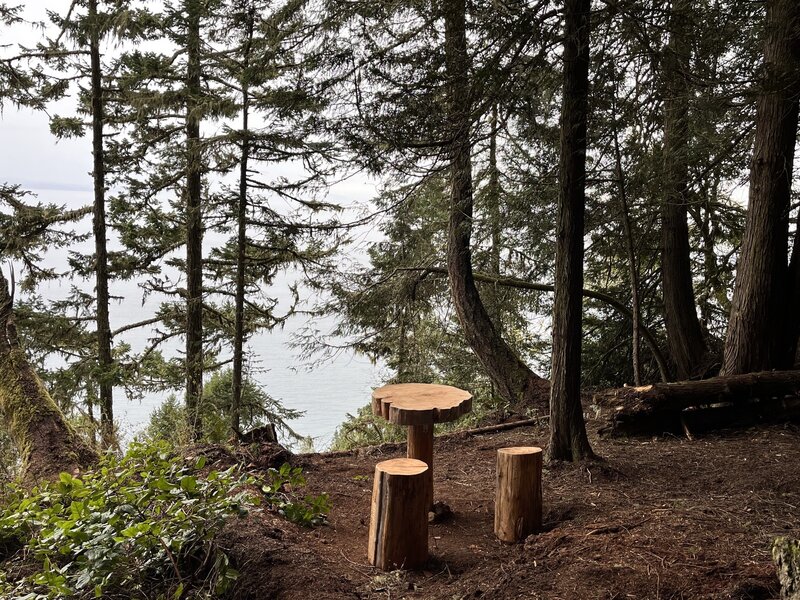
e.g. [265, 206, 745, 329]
[2, 103, 386, 451]
[26, 184, 386, 451]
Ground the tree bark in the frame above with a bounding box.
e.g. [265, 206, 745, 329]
[787, 219, 800, 366]
[89, 0, 114, 450]
[232, 9, 255, 436]
[494, 447, 542, 542]
[0, 272, 98, 484]
[547, 0, 594, 462]
[661, 0, 710, 380]
[368, 458, 429, 570]
[185, 0, 204, 437]
[484, 103, 504, 330]
[722, 0, 800, 375]
[443, 0, 546, 410]
[612, 119, 642, 385]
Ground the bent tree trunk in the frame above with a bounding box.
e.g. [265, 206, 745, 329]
[0, 272, 98, 484]
[661, 0, 710, 380]
[722, 0, 800, 375]
[547, 0, 594, 462]
[443, 0, 546, 409]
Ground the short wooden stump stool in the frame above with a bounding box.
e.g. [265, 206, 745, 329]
[494, 447, 543, 543]
[368, 458, 430, 570]
[372, 383, 472, 508]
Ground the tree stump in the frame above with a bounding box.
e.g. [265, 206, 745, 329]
[495, 447, 542, 542]
[368, 458, 429, 570]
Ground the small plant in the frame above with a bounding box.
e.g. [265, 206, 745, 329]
[0, 442, 330, 599]
[262, 463, 330, 527]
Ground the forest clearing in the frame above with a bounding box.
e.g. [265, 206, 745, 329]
[1, 0, 799, 597]
[209, 420, 800, 599]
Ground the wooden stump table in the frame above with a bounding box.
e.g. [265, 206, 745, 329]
[372, 383, 472, 508]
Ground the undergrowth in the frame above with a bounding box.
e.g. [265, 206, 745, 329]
[0, 442, 329, 599]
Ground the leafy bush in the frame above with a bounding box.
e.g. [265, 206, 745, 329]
[0, 442, 329, 599]
[262, 463, 330, 527]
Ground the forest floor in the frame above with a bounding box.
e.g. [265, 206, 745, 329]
[217, 418, 800, 600]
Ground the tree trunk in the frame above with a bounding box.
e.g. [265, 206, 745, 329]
[547, 0, 594, 462]
[612, 119, 643, 385]
[722, 0, 800, 375]
[484, 103, 504, 330]
[89, 0, 114, 450]
[0, 272, 98, 484]
[232, 10, 255, 436]
[661, 0, 710, 380]
[443, 0, 546, 410]
[185, 0, 204, 437]
[787, 220, 800, 366]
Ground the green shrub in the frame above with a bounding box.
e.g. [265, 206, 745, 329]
[0, 441, 329, 599]
[262, 463, 330, 527]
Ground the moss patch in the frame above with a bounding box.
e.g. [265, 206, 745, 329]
[0, 349, 97, 484]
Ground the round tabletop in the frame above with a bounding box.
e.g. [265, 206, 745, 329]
[372, 383, 472, 426]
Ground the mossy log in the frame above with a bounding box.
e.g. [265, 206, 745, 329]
[595, 370, 800, 435]
[0, 271, 97, 484]
[773, 537, 800, 600]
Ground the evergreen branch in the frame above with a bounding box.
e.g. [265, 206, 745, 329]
[397, 266, 670, 382]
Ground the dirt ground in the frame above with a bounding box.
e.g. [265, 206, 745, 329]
[222, 420, 800, 599]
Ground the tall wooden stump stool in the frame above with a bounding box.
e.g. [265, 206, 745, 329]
[368, 458, 430, 570]
[494, 447, 543, 542]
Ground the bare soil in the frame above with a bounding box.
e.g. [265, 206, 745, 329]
[223, 420, 800, 599]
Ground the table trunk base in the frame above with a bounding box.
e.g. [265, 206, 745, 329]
[407, 423, 433, 509]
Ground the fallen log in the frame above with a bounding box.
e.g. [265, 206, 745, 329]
[595, 370, 800, 436]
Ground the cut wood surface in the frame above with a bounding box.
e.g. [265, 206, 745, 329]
[495, 447, 542, 543]
[368, 458, 429, 571]
[372, 383, 472, 425]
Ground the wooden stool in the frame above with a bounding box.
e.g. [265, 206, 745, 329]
[368, 458, 430, 570]
[494, 447, 543, 542]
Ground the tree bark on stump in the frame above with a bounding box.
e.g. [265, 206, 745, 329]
[368, 458, 429, 570]
[0, 271, 98, 485]
[495, 447, 542, 542]
[773, 537, 800, 600]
